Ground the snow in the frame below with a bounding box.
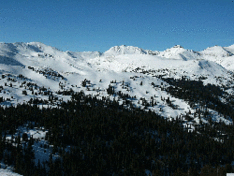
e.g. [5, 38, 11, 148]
[103, 45, 147, 55]
[1, 41, 234, 174]
[158, 45, 200, 60]
[28, 128, 47, 140]
[0, 167, 22, 176]
[4, 125, 59, 164]
[2, 41, 234, 176]
[201, 45, 231, 57]
[0, 41, 233, 125]
[224, 44, 234, 54]
[145, 169, 152, 176]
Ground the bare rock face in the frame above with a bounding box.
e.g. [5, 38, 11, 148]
[173, 45, 184, 48]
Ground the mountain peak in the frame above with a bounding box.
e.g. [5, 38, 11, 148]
[173, 45, 184, 49]
[201, 45, 232, 57]
[158, 45, 199, 60]
[104, 45, 147, 55]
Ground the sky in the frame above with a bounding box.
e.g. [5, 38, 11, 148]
[0, 0, 234, 52]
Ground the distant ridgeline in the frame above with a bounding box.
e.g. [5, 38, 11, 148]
[0, 42, 234, 175]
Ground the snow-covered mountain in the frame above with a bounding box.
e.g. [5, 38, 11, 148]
[157, 45, 201, 61]
[103, 45, 147, 56]
[0, 42, 234, 127]
[201, 45, 233, 57]
[2, 42, 234, 176]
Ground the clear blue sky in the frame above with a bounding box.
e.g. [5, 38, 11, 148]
[0, 0, 234, 52]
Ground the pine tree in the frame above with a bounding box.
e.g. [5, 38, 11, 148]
[200, 164, 216, 176]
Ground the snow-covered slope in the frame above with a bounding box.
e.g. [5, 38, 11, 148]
[201, 45, 233, 57]
[2, 42, 234, 176]
[0, 42, 233, 125]
[198, 45, 234, 70]
[0, 167, 23, 176]
[103, 45, 147, 56]
[157, 45, 201, 61]
[224, 44, 234, 54]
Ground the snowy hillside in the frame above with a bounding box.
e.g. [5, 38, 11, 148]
[0, 42, 233, 125]
[157, 45, 201, 60]
[201, 45, 233, 58]
[0, 168, 23, 176]
[1, 42, 234, 175]
[103, 45, 147, 55]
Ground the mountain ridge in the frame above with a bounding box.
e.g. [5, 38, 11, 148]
[1, 42, 234, 176]
[1, 41, 234, 59]
[0, 41, 233, 127]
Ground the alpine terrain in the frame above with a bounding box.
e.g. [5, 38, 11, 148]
[0, 42, 234, 175]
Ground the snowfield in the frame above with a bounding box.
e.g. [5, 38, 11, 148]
[1, 42, 234, 175]
[0, 42, 233, 126]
